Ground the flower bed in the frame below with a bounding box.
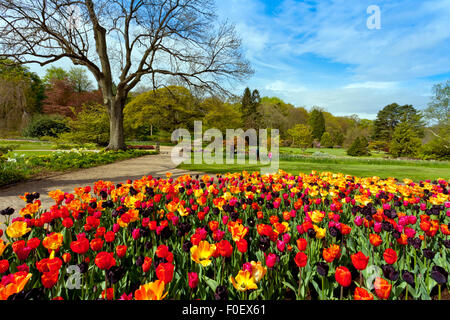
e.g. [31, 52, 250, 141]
[127, 145, 156, 150]
[0, 170, 448, 300]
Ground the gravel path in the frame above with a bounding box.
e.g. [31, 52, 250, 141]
[0, 146, 205, 223]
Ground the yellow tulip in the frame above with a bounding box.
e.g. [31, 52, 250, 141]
[229, 270, 258, 292]
[190, 241, 216, 267]
[6, 221, 31, 239]
[0, 240, 9, 257]
[42, 233, 63, 251]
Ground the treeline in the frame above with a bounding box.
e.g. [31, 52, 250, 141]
[0, 59, 448, 160]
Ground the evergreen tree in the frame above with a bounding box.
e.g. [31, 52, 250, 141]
[308, 108, 326, 141]
[241, 87, 261, 131]
[320, 132, 334, 148]
[347, 136, 370, 156]
[372, 103, 425, 142]
[390, 121, 422, 158]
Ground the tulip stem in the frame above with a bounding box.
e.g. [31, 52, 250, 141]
[405, 286, 408, 300]
[438, 284, 441, 300]
[321, 276, 324, 300]
[297, 270, 302, 299]
[340, 285, 343, 300]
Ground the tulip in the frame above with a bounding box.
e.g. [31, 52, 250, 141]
[294, 252, 308, 268]
[188, 272, 199, 289]
[335, 266, 351, 287]
[383, 248, 398, 265]
[374, 277, 391, 300]
[265, 253, 277, 268]
[276, 240, 285, 252]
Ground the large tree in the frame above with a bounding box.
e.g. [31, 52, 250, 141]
[308, 108, 325, 141]
[423, 80, 449, 150]
[372, 103, 425, 142]
[0, 59, 45, 132]
[0, 0, 252, 150]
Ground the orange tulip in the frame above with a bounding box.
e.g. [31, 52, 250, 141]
[354, 287, 374, 300]
[134, 280, 168, 300]
[374, 277, 391, 300]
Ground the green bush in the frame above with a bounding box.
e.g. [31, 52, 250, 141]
[22, 114, 69, 138]
[320, 132, 334, 148]
[347, 137, 370, 157]
[420, 138, 450, 161]
[58, 104, 110, 147]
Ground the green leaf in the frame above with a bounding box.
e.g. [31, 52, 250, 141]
[204, 276, 219, 293]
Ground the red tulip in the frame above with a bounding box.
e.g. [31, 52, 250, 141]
[335, 266, 352, 287]
[188, 272, 199, 289]
[115, 245, 127, 258]
[236, 239, 248, 253]
[294, 252, 308, 268]
[354, 287, 374, 300]
[351, 251, 369, 270]
[156, 262, 174, 283]
[95, 252, 116, 270]
[383, 248, 397, 265]
[142, 257, 152, 273]
[41, 270, 59, 288]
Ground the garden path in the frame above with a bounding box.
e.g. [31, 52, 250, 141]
[0, 146, 205, 224]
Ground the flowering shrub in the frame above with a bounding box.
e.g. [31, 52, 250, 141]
[0, 170, 448, 300]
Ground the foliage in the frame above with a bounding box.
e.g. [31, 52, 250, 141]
[287, 124, 313, 150]
[42, 79, 103, 117]
[308, 108, 326, 141]
[420, 132, 450, 161]
[0, 59, 46, 132]
[241, 88, 262, 130]
[22, 114, 69, 138]
[370, 140, 390, 153]
[347, 137, 370, 157]
[389, 121, 422, 158]
[423, 80, 450, 153]
[43, 66, 69, 85]
[124, 86, 202, 137]
[320, 132, 334, 148]
[203, 97, 242, 132]
[58, 104, 110, 147]
[68, 67, 94, 92]
[372, 103, 425, 142]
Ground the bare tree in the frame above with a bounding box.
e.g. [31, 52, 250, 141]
[0, 0, 252, 149]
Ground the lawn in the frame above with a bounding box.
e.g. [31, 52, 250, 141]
[280, 147, 388, 159]
[179, 158, 450, 182]
[0, 139, 56, 151]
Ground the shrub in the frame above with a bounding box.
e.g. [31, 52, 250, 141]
[22, 114, 69, 138]
[347, 137, 370, 157]
[420, 137, 450, 161]
[58, 104, 110, 147]
[320, 132, 334, 148]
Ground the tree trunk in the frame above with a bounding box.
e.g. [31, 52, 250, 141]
[107, 99, 126, 151]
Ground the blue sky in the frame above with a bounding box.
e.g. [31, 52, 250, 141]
[29, 0, 450, 120]
[215, 0, 450, 119]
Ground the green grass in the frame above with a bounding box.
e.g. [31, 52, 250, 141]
[0, 140, 56, 151]
[280, 147, 388, 159]
[178, 159, 450, 182]
[6, 150, 56, 157]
